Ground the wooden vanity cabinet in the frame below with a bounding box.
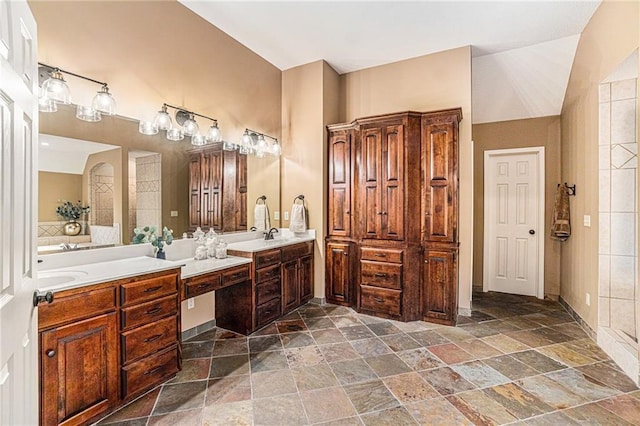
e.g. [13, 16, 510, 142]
[281, 242, 314, 315]
[37, 268, 182, 426]
[188, 145, 247, 233]
[39, 283, 118, 426]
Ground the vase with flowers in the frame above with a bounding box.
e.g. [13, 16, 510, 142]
[133, 226, 173, 259]
[55, 200, 90, 236]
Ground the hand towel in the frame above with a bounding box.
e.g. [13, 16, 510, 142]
[289, 204, 307, 233]
[551, 184, 571, 241]
[254, 204, 270, 231]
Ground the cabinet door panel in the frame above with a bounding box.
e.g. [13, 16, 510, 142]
[41, 313, 118, 426]
[423, 249, 457, 325]
[282, 260, 299, 313]
[423, 121, 458, 243]
[329, 129, 353, 237]
[189, 155, 202, 229]
[237, 153, 248, 230]
[299, 255, 313, 303]
[363, 186, 379, 238]
[325, 242, 352, 304]
[382, 125, 404, 240]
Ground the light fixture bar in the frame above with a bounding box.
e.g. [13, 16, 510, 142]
[245, 128, 278, 142]
[38, 62, 108, 87]
[163, 103, 218, 124]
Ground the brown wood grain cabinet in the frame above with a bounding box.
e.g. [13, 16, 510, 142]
[188, 144, 247, 233]
[326, 108, 461, 325]
[38, 268, 182, 426]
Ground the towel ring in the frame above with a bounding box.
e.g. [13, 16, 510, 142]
[256, 195, 267, 204]
[293, 194, 305, 205]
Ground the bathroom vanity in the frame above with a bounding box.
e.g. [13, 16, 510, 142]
[35, 230, 315, 425]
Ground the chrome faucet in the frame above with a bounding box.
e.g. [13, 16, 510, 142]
[264, 228, 279, 240]
[59, 242, 78, 251]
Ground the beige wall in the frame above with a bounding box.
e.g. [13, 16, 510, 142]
[38, 172, 83, 221]
[281, 60, 340, 298]
[340, 46, 473, 309]
[560, 0, 639, 329]
[472, 116, 562, 296]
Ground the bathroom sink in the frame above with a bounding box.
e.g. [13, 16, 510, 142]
[37, 270, 88, 289]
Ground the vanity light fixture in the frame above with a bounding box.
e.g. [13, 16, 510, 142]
[239, 129, 281, 157]
[38, 62, 117, 121]
[140, 103, 222, 146]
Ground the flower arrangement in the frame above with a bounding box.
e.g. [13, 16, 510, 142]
[55, 200, 90, 221]
[132, 226, 174, 256]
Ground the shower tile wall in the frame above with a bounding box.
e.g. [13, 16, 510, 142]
[136, 154, 161, 232]
[90, 163, 115, 226]
[599, 78, 638, 339]
[128, 158, 137, 241]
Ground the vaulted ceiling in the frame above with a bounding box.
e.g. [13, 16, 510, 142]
[180, 1, 602, 123]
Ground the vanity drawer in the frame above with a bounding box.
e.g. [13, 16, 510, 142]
[221, 265, 251, 287]
[361, 247, 403, 264]
[120, 272, 178, 307]
[360, 261, 402, 290]
[256, 297, 282, 328]
[360, 285, 402, 317]
[256, 263, 280, 283]
[281, 241, 313, 263]
[256, 278, 281, 306]
[38, 285, 117, 330]
[184, 272, 221, 299]
[121, 344, 179, 399]
[121, 315, 178, 363]
[255, 249, 281, 269]
[120, 294, 178, 331]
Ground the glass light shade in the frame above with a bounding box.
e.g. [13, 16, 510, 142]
[139, 120, 159, 135]
[239, 145, 250, 155]
[153, 110, 172, 131]
[182, 117, 199, 136]
[207, 124, 222, 142]
[223, 141, 236, 151]
[92, 87, 116, 115]
[271, 141, 281, 156]
[241, 130, 252, 147]
[38, 95, 57, 112]
[191, 132, 207, 146]
[42, 71, 71, 104]
[256, 148, 265, 158]
[76, 105, 101, 122]
[166, 127, 184, 141]
[257, 135, 267, 150]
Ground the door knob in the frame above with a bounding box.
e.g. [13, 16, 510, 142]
[529, 229, 535, 235]
[46, 350, 56, 358]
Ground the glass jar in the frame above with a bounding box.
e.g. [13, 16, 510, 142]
[195, 245, 207, 260]
[215, 239, 228, 259]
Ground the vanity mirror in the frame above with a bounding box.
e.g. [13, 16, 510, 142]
[38, 104, 280, 253]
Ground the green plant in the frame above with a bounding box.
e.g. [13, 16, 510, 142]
[55, 200, 90, 221]
[132, 226, 173, 251]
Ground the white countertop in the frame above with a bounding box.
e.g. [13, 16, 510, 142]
[36, 256, 184, 293]
[227, 234, 315, 253]
[180, 256, 253, 279]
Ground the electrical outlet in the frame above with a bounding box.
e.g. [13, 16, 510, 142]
[583, 215, 591, 227]
[284, 211, 289, 221]
[274, 211, 280, 220]
[187, 298, 195, 309]
[586, 293, 591, 306]
[171, 210, 178, 217]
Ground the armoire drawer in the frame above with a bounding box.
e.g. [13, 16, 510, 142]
[360, 247, 403, 264]
[360, 285, 402, 317]
[360, 261, 402, 290]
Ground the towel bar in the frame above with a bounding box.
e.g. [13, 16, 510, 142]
[558, 183, 576, 196]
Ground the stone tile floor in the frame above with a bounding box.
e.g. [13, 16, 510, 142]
[96, 292, 640, 425]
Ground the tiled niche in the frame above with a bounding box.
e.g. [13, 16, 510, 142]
[598, 77, 638, 341]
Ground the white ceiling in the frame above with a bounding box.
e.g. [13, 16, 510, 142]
[181, 0, 602, 124]
[39, 134, 118, 174]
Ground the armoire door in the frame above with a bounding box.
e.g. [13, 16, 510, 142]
[361, 127, 382, 239]
[381, 124, 404, 240]
[201, 151, 222, 230]
[422, 115, 459, 243]
[325, 241, 353, 305]
[188, 154, 202, 229]
[328, 129, 353, 237]
[423, 248, 457, 325]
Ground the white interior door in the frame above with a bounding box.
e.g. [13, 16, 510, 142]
[483, 148, 544, 298]
[0, 1, 38, 424]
